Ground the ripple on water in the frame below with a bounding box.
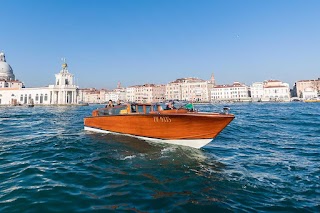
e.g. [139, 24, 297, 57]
[0, 103, 320, 212]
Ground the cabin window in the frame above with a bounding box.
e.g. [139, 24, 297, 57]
[145, 106, 151, 114]
[105, 105, 128, 115]
[153, 105, 158, 112]
[137, 106, 144, 113]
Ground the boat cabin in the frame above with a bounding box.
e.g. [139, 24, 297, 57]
[92, 103, 190, 117]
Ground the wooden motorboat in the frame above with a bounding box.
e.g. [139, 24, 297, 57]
[84, 103, 235, 148]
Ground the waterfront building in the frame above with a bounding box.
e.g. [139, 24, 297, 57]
[211, 82, 250, 102]
[166, 79, 182, 101]
[293, 78, 320, 99]
[152, 84, 166, 103]
[250, 82, 264, 101]
[0, 52, 79, 105]
[166, 76, 214, 102]
[48, 62, 78, 104]
[105, 87, 126, 102]
[125, 86, 136, 102]
[250, 80, 290, 102]
[135, 85, 148, 103]
[131, 84, 165, 103]
[263, 80, 290, 102]
[78, 88, 107, 104]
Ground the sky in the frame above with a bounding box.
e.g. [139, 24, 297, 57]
[1, 0, 320, 89]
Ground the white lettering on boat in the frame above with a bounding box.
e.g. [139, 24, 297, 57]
[153, 116, 171, 122]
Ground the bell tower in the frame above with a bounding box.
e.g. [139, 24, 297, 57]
[210, 73, 216, 85]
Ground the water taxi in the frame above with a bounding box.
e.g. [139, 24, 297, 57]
[84, 103, 234, 148]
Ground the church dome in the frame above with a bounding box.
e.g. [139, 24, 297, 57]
[0, 52, 15, 80]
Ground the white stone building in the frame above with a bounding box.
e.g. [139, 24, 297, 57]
[105, 87, 126, 102]
[78, 88, 106, 104]
[0, 79, 24, 89]
[250, 80, 290, 102]
[166, 80, 182, 101]
[0, 52, 79, 105]
[131, 84, 165, 103]
[250, 82, 264, 101]
[211, 82, 250, 102]
[262, 80, 290, 102]
[125, 86, 136, 102]
[152, 84, 166, 103]
[166, 76, 214, 102]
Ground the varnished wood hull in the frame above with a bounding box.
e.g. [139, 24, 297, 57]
[84, 113, 234, 148]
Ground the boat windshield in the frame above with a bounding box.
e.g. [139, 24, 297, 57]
[161, 101, 194, 111]
[97, 105, 128, 116]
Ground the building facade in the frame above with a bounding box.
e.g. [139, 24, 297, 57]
[0, 52, 79, 105]
[211, 82, 250, 102]
[125, 86, 136, 102]
[262, 80, 290, 102]
[130, 84, 165, 103]
[250, 82, 264, 101]
[250, 80, 290, 102]
[78, 88, 107, 104]
[293, 78, 320, 99]
[166, 76, 214, 102]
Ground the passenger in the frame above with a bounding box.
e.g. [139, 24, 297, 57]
[105, 100, 114, 108]
[106, 100, 114, 115]
[131, 105, 136, 113]
[166, 101, 176, 110]
[116, 100, 121, 105]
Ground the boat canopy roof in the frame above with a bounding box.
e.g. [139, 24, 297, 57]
[92, 102, 194, 116]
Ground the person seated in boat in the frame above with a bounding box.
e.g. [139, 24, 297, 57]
[165, 101, 176, 110]
[131, 105, 136, 113]
[105, 100, 114, 115]
[116, 100, 121, 105]
[105, 100, 114, 108]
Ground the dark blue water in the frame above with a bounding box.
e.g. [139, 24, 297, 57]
[1, 103, 319, 212]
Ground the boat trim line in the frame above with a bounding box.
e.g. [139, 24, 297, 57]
[84, 126, 213, 149]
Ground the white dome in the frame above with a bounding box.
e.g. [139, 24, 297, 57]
[0, 52, 15, 80]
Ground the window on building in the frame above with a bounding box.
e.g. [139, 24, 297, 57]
[36, 94, 39, 101]
[44, 94, 48, 101]
[20, 95, 23, 102]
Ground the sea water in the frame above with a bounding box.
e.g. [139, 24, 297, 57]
[0, 103, 319, 212]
